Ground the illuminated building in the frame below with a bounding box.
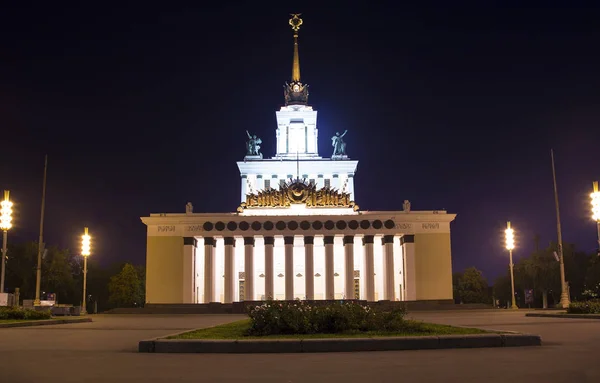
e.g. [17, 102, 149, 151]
[141, 15, 456, 304]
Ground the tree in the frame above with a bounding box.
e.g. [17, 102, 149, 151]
[42, 246, 76, 304]
[108, 263, 142, 307]
[493, 273, 512, 306]
[455, 267, 489, 304]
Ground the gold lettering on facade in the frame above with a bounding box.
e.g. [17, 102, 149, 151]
[157, 225, 176, 232]
[238, 180, 358, 212]
[422, 223, 440, 230]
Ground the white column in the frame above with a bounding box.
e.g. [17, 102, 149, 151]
[264, 236, 275, 300]
[382, 235, 395, 301]
[284, 236, 294, 300]
[183, 238, 196, 304]
[256, 175, 264, 191]
[402, 235, 416, 301]
[224, 237, 235, 303]
[343, 235, 355, 300]
[304, 236, 315, 300]
[240, 175, 247, 203]
[347, 174, 355, 201]
[204, 237, 215, 303]
[244, 237, 255, 301]
[363, 235, 375, 301]
[324, 236, 335, 300]
[332, 174, 340, 189]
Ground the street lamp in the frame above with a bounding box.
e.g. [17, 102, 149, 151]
[591, 181, 600, 255]
[81, 227, 91, 315]
[505, 221, 518, 309]
[0, 191, 13, 293]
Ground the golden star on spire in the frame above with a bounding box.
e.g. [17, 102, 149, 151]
[289, 13, 303, 33]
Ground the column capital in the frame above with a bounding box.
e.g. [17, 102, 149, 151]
[323, 236, 335, 245]
[224, 237, 235, 246]
[343, 235, 354, 245]
[264, 236, 275, 245]
[284, 236, 294, 245]
[362, 235, 375, 245]
[244, 237, 255, 246]
[256, 174, 263, 179]
[382, 235, 395, 245]
[184, 237, 197, 247]
[304, 236, 314, 245]
[204, 237, 215, 246]
[400, 234, 415, 245]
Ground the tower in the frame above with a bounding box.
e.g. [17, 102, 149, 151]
[237, 14, 358, 203]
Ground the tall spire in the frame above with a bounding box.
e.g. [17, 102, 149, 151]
[290, 14, 302, 81]
[284, 14, 309, 106]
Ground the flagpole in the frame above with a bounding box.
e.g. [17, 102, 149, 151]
[550, 149, 570, 308]
[34, 155, 48, 306]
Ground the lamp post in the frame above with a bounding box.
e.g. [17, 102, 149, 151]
[591, 181, 600, 255]
[505, 221, 518, 309]
[0, 190, 13, 293]
[81, 227, 91, 315]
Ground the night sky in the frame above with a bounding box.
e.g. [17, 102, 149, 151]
[1, 3, 599, 282]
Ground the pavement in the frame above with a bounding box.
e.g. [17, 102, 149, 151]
[1, 309, 599, 383]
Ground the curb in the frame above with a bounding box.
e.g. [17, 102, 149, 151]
[0, 317, 93, 328]
[526, 313, 600, 319]
[138, 333, 541, 353]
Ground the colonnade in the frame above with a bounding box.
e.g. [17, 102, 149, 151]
[193, 234, 414, 303]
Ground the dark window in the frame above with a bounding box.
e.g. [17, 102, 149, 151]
[239, 221, 250, 231]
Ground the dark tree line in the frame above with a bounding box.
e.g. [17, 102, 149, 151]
[453, 242, 600, 308]
[3, 241, 145, 312]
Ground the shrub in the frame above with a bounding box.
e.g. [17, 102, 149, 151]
[0, 307, 52, 320]
[567, 300, 600, 314]
[246, 300, 410, 336]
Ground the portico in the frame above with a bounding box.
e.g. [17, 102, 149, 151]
[142, 209, 455, 304]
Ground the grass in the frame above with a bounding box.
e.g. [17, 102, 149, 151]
[169, 319, 491, 340]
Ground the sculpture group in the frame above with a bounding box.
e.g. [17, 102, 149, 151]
[246, 130, 262, 157]
[331, 130, 348, 157]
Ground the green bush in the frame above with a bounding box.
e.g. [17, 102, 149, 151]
[0, 307, 52, 320]
[568, 300, 600, 314]
[246, 300, 411, 335]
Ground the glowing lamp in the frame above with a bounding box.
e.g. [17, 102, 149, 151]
[81, 227, 91, 257]
[591, 181, 600, 221]
[505, 221, 515, 251]
[0, 191, 13, 231]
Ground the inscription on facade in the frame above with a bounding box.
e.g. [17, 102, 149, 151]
[422, 223, 440, 230]
[186, 225, 202, 233]
[157, 225, 176, 232]
[396, 223, 413, 230]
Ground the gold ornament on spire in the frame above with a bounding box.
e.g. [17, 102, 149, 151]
[289, 13, 303, 33]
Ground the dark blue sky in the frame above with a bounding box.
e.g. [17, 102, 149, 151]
[1, 2, 599, 282]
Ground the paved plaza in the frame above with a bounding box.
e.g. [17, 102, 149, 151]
[1, 310, 599, 382]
